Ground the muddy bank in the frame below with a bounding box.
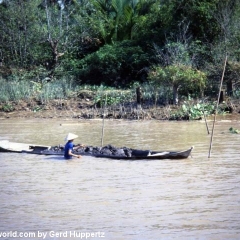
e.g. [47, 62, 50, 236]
[0, 99, 171, 120]
[0, 98, 240, 120]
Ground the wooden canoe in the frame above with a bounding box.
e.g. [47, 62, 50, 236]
[0, 140, 193, 160]
[0, 140, 50, 153]
[93, 148, 193, 160]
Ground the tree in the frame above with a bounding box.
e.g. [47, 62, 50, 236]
[0, 0, 98, 79]
[90, 0, 151, 44]
[136, 0, 221, 47]
[211, 0, 240, 96]
[0, 0, 41, 67]
[148, 64, 206, 104]
[74, 40, 150, 86]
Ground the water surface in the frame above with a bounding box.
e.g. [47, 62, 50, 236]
[0, 118, 240, 240]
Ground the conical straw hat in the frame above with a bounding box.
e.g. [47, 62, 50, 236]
[65, 133, 78, 141]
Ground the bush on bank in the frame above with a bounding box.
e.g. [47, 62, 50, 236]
[0, 78, 234, 120]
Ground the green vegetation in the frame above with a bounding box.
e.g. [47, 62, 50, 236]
[0, 78, 79, 102]
[2, 103, 14, 112]
[1, 0, 240, 118]
[229, 127, 239, 134]
[148, 64, 207, 105]
[94, 89, 134, 107]
[169, 101, 216, 120]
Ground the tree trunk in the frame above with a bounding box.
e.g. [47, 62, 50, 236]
[173, 85, 179, 105]
[226, 79, 233, 96]
[44, 40, 63, 78]
[136, 87, 142, 109]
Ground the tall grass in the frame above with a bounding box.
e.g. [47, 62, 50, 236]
[0, 77, 174, 106]
[0, 77, 230, 120]
[0, 79, 34, 102]
[0, 78, 81, 103]
[94, 85, 135, 107]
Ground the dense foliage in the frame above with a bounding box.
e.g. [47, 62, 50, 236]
[1, 0, 240, 104]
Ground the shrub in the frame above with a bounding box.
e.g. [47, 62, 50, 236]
[71, 41, 150, 86]
[148, 64, 207, 104]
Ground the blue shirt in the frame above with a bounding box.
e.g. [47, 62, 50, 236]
[64, 141, 74, 159]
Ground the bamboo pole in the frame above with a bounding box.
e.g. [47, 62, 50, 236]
[208, 55, 228, 158]
[202, 109, 210, 135]
[101, 93, 107, 147]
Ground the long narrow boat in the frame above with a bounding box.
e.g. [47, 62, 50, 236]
[0, 140, 51, 153]
[0, 140, 193, 160]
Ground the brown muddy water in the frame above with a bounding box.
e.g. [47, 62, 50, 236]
[0, 117, 240, 240]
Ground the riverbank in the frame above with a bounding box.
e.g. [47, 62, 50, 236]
[0, 98, 171, 120]
[0, 97, 240, 120]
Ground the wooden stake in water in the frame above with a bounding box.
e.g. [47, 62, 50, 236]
[208, 55, 228, 158]
[101, 93, 107, 147]
[202, 109, 210, 135]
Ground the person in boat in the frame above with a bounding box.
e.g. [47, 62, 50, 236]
[64, 133, 84, 159]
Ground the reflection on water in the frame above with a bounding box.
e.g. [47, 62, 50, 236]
[0, 118, 240, 240]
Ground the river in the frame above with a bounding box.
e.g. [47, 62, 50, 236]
[0, 117, 240, 240]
